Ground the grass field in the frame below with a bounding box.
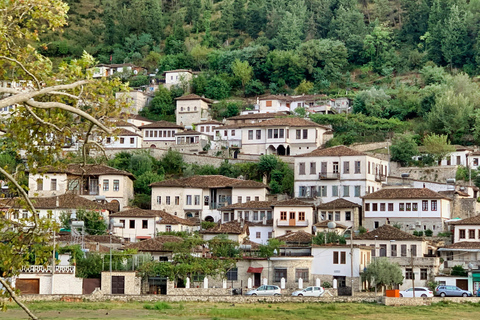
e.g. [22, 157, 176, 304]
[4, 300, 480, 320]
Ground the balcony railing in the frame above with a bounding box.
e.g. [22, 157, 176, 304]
[276, 219, 309, 227]
[209, 201, 232, 209]
[319, 172, 340, 180]
[21, 265, 76, 274]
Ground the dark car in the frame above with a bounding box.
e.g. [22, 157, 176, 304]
[435, 285, 472, 297]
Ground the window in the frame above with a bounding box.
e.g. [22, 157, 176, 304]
[244, 211, 249, 220]
[231, 130, 235, 136]
[391, 244, 397, 257]
[431, 200, 437, 211]
[372, 203, 378, 211]
[332, 186, 339, 197]
[406, 203, 411, 211]
[401, 244, 407, 257]
[354, 186, 361, 197]
[296, 129, 301, 139]
[101, 179, 109, 191]
[388, 203, 394, 211]
[302, 129, 308, 139]
[335, 211, 340, 221]
[469, 229, 476, 239]
[37, 179, 43, 191]
[129, 220, 135, 229]
[157, 196, 161, 204]
[368, 161, 371, 174]
[195, 195, 200, 205]
[274, 268, 287, 282]
[333, 251, 339, 264]
[273, 129, 279, 138]
[365, 203, 370, 211]
[295, 268, 309, 282]
[120, 137, 125, 144]
[119, 219, 125, 228]
[248, 130, 253, 140]
[412, 203, 418, 211]
[186, 195, 192, 205]
[268, 232, 272, 238]
[113, 180, 119, 191]
[142, 220, 148, 229]
[420, 268, 428, 280]
[107, 137, 112, 143]
[343, 161, 350, 173]
[289, 212, 295, 220]
[341, 251, 346, 264]
[380, 244, 387, 257]
[226, 268, 238, 281]
[51, 179, 57, 191]
[328, 211, 334, 220]
[380, 203, 386, 211]
[345, 211, 351, 221]
[343, 186, 349, 197]
[255, 196, 260, 201]
[266, 100, 272, 107]
[310, 162, 316, 174]
[238, 196, 242, 203]
[253, 211, 259, 220]
[374, 221, 379, 228]
[422, 200, 428, 211]
[256, 130, 261, 139]
[299, 162, 306, 175]
[280, 211, 287, 220]
[166, 196, 171, 205]
[279, 129, 284, 138]
[405, 268, 413, 280]
[175, 196, 179, 205]
[130, 137, 135, 144]
[320, 186, 327, 197]
[268, 129, 273, 138]
[299, 212, 305, 221]
[459, 229, 466, 239]
[354, 161, 361, 174]
[333, 162, 339, 173]
[246, 196, 251, 202]
[256, 232, 261, 239]
[204, 196, 209, 206]
[165, 225, 172, 232]
[399, 203, 405, 211]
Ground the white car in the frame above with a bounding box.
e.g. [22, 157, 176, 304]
[399, 287, 434, 297]
[292, 286, 325, 297]
[245, 285, 281, 296]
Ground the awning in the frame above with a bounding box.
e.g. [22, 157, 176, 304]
[247, 267, 263, 273]
[136, 236, 151, 240]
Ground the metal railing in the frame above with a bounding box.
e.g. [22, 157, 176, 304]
[21, 265, 76, 274]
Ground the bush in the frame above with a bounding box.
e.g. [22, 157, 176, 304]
[201, 221, 216, 229]
[413, 231, 424, 237]
[322, 281, 332, 288]
[424, 229, 433, 237]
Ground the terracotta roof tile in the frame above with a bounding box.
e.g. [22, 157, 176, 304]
[114, 128, 142, 137]
[275, 230, 313, 244]
[195, 120, 223, 125]
[318, 198, 361, 209]
[449, 215, 480, 225]
[226, 112, 289, 120]
[354, 225, 422, 241]
[228, 117, 327, 129]
[110, 208, 196, 226]
[150, 175, 267, 189]
[123, 236, 184, 251]
[174, 129, 206, 136]
[175, 94, 213, 103]
[296, 145, 366, 157]
[247, 219, 274, 226]
[199, 221, 249, 235]
[219, 201, 276, 211]
[441, 241, 480, 249]
[139, 120, 183, 129]
[362, 188, 449, 200]
[274, 199, 313, 207]
[241, 239, 261, 250]
[37, 164, 135, 179]
[314, 220, 348, 229]
[0, 194, 117, 211]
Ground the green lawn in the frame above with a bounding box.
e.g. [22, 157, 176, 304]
[3, 300, 480, 320]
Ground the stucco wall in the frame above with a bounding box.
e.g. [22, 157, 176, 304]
[100, 271, 141, 295]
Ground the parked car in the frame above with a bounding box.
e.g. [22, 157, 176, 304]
[292, 286, 325, 297]
[245, 285, 281, 296]
[399, 287, 434, 297]
[435, 285, 472, 297]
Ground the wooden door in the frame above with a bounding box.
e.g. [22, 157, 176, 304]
[289, 212, 296, 226]
[111, 276, 125, 294]
[83, 278, 101, 294]
[254, 273, 261, 287]
[16, 279, 39, 294]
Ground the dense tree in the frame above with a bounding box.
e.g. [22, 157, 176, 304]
[390, 134, 419, 166]
[362, 258, 404, 291]
[422, 133, 456, 162]
[231, 59, 253, 94]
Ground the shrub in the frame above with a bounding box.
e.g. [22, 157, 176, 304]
[322, 281, 332, 288]
[425, 229, 433, 237]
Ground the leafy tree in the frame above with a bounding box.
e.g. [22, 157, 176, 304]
[312, 232, 346, 245]
[362, 258, 404, 290]
[352, 87, 391, 118]
[245, 80, 266, 96]
[390, 134, 419, 166]
[219, 0, 235, 39]
[297, 39, 348, 80]
[363, 22, 396, 73]
[422, 133, 456, 163]
[451, 265, 467, 276]
[232, 0, 246, 30]
[160, 149, 185, 175]
[142, 86, 175, 121]
[246, 0, 268, 38]
[75, 209, 108, 235]
[295, 80, 314, 94]
[209, 234, 240, 258]
[231, 59, 253, 94]
[205, 76, 231, 100]
[135, 171, 164, 195]
[258, 238, 284, 257]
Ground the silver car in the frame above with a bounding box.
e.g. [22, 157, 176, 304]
[245, 285, 281, 296]
[292, 286, 325, 297]
[435, 285, 472, 297]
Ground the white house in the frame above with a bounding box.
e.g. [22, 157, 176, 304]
[28, 164, 135, 211]
[225, 112, 288, 125]
[174, 129, 209, 153]
[213, 124, 243, 150]
[175, 94, 212, 127]
[362, 187, 452, 235]
[272, 199, 315, 238]
[110, 208, 197, 242]
[294, 145, 389, 205]
[163, 69, 193, 90]
[258, 95, 293, 113]
[195, 120, 223, 138]
[126, 114, 153, 127]
[90, 63, 146, 78]
[139, 120, 184, 148]
[150, 175, 268, 222]
[349, 224, 440, 291]
[116, 91, 153, 114]
[312, 244, 371, 292]
[317, 198, 362, 231]
[104, 128, 142, 149]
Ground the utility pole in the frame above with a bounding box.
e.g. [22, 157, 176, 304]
[374, 235, 378, 296]
[51, 229, 55, 294]
[411, 251, 415, 298]
[350, 227, 354, 297]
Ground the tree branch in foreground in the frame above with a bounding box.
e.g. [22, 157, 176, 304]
[0, 278, 39, 320]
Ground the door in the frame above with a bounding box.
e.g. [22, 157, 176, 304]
[83, 278, 101, 294]
[111, 276, 125, 294]
[457, 279, 468, 291]
[321, 162, 327, 174]
[16, 279, 39, 294]
[254, 273, 261, 287]
[289, 212, 296, 226]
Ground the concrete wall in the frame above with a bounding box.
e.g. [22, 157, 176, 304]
[100, 271, 141, 295]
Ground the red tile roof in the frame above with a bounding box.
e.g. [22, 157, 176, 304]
[37, 164, 135, 179]
[226, 112, 289, 121]
[354, 225, 422, 241]
[139, 120, 183, 129]
[296, 145, 366, 157]
[123, 236, 184, 252]
[441, 241, 480, 249]
[219, 201, 276, 211]
[175, 94, 213, 103]
[274, 199, 313, 207]
[318, 198, 361, 209]
[110, 208, 196, 226]
[362, 188, 450, 200]
[199, 220, 249, 235]
[314, 220, 348, 229]
[275, 230, 313, 244]
[150, 175, 267, 189]
[449, 215, 480, 225]
[0, 194, 118, 211]
[114, 128, 142, 137]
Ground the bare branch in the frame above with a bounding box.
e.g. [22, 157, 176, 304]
[48, 91, 80, 100]
[0, 88, 20, 94]
[0, 56, 41, 89]
[0, 167, 38, 226]
[25, 100, 111, 133]
[0, 80, 91, 110]
[86, 140, 108, 160]
[24, 105, 63, 131]
[0, 278, 39, 320]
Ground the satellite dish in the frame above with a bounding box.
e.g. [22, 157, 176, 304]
[312, 226, 317, 233]
[327, 221, 337, 229]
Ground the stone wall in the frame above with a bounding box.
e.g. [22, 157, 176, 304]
[383, 296, 480, 306]
[350, 142, 389, 153]
[390, 165, 457, 182]
[100, 271, 141, 295]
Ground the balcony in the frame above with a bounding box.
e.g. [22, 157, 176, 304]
[318, 172, 340, 180]
[20, 265, 76, 274]
[209, 201, 232, 210]
[276, 219, 309, 227]
[375, 174, 386, 182]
